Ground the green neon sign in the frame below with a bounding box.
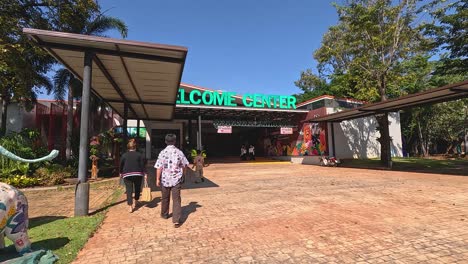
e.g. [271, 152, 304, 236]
[176, 88, 296, 109]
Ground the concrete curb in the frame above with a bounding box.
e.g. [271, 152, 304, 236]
[20, 177, 119, 192]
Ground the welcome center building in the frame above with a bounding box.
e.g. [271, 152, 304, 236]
[131, 83, 403, 162]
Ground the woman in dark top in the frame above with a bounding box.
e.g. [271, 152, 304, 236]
[120, 139, 147, 212]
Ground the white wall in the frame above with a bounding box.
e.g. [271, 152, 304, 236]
[332, 112, 403, 159]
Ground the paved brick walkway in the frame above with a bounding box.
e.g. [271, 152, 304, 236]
[25, 179, 120, 218]
[74, 162, 468, 263]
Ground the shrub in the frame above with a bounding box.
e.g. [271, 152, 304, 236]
[0, 129, 50, 177]
[34, 164, 71, 186]
[2, 175, 40, 188]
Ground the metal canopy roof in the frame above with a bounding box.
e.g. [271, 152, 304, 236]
[23, 28, 188, 121]
[309, 80, 468, 122]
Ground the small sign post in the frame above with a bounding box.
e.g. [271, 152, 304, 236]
[217, 126, 232, 134]
[280, 127, 293, 134]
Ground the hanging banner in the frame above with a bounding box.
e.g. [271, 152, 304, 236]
[280, 127, 293, 134]
[217, 126, 232, 134]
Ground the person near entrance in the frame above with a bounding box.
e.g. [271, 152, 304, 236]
[192, 150, 205, 183]
[120, 139, 147, 213]
[155, 134, 189, 228]
[249, 144, 256, 160]
[240, 145, 247, 160]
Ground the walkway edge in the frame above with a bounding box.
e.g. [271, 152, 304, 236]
[20, 178, 120, 192]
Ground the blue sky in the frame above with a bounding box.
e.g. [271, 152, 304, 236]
[42, 0, 340, 99]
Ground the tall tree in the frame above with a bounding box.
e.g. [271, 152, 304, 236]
[0, 0, 55, 135]
[294, 69, 330, 103]
[421, 0, 467, 75]
[400, 68, 467, 156]
[47, 1, 128, 160]
[301, 0, 428, 166]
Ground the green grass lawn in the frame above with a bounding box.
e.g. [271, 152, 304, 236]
[341, 157, 468, 175]
[1, 186, 124, 264]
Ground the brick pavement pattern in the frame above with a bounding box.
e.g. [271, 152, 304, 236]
[73, 162, 468, 263]
[26, 179, 120, 218]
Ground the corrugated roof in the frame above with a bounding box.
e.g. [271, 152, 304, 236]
[23, 28, 188, 121]
[309, 80, 468, 122]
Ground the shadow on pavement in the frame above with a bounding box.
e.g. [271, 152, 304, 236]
[145, 166, 220, 191]
[206, 156, 284, 164]
[182, 173, 219, 190]
[180, 201, 202, 226]
[143, 197, 161, 209]
[339, 158, 468, 176]
[89, 200, 126, 216]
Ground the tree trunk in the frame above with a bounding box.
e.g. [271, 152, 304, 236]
[417, 122, 428, 157]
[376, 113, 392, 168]
[445, 142, 454, 154]
[376, 74, 391, 167]
[66, 82, 73, 160]
[1, 95, 9, 137]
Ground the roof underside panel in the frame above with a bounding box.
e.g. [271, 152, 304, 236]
[309, 81, 468, 122]
[124, 57, 181, 103]
[144, 105, 174, 120]
[23, 28, 188, 121]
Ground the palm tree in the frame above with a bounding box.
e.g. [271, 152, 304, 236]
[49, 14, 128, 161]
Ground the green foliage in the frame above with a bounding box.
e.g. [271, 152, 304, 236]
[34, 164, 71, 186]
[313, 0, 425, 102]
[400, 70, 466, 156]
[0, 128, 70, 187]
[89, 136, 100, 157]
[2, 175, 40, 188]
[294, 69, 331, 102]
[0, 0, 57, 135]
[295, 0, 429, 165]
[190, 149, 207, 159]
[0, 131, 36, 176]
[296, 0, 466, 159]
[420, 0, 467, 75]
[45, 1, 128, 161]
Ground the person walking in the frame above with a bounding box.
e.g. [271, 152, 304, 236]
[155, 134, 189, 228]
[248, 144, 256, 160]
[240, 145, 247, 160]
[192, 150, 205, 183]
[120, 139, 147, 213]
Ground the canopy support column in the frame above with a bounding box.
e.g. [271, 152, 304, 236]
[197, 115, 202, 150]
[137, 119, 140, 138]
[75, 51, 93, 217]
[122, 103, 128, 151]
[331, 122, 336, 157]
[188, 119, 192, 147]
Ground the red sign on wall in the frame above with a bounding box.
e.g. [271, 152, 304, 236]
[217, 126, 232, 134]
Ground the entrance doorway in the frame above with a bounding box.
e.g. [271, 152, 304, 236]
[151, 129, 180, 159]
[201, 126, 264, 157]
